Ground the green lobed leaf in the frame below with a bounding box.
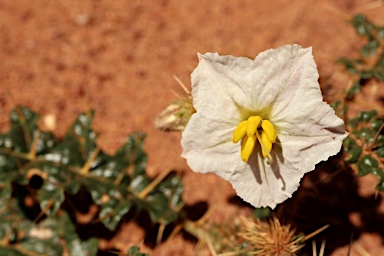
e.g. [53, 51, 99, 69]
[19, 237, 63, 255]
[83, 177, 118, 205]
[374, 68, 384, 81]
[357, 155, 379, 176]
[349, 110, 378, 129]
[132, 173, 183, 225]
[353, 127, 376, 144]
[0, 107, 40, 172]
[359, 110, 378, 122]
[360, 69, 374, 79]
[361, 40, 379, 57]
[0, 198, 32, 241]
[43, 212, 98, 256]
[346, 82, 361, 100]
[65, 111, 98, 161]
[0, 173, 14, 210]
[351, 14, 376, 37]
[372, 167, 384, 192]
[343, 137, 362, 163]
[346, 110, 384, 191]
[9, 107, 39, 153]
[371, 119, 384, 131]
[156, 174, 183, 210]
[37, 182, 65, 216]
[99, 197, 132, 231]
[378, 27, 384, 38]
[0, 106, 185, 249]
[135, 193, 179, 225]
[374, 54, 384, 81]
[376, 147, 384, 157]
[44, 138, 84, 167]
[336, 58, 358, 74]
[0, 247, 25, 256]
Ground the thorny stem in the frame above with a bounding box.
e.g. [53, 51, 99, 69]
[173, 75, 191, 95]
[79, 147, 100, 175]
[312, 240, 317, 256]
[28, 130, 40, 160]
[0, 130, 40, 161]
[0, 148, 31, 160]
[358, 0, 384, 12]
[168, 205, 217, 256]
[183, 220, 217, 256]
[370, 122, 384, 151]
[168, 222, 209, 252]
[156, 222, 166, 245]
[114, 166, 132, 186]
[304, 224, 330, 240]
[34, 199, 53, 224]
[325, 4, 352, 21]
[5, 93, 33, 149]
[311, 240, 326, 256]
[319, 240, 326, 256]
[16, 105, 32, 149]
[137, 168, 173, 199]
[91, 211, 115, 225]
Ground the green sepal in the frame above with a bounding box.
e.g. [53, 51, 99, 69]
[252, 207, 273, 220]
[127, 246, 148, 256]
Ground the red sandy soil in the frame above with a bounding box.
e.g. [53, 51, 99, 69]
[1, 0, 384, 255]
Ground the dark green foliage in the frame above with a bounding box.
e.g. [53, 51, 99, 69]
[0, 106, 183, 255]
[343, 110, 384, 190]
[0, 198, 65, 255]
[252, 207, 272, 220]
[127, 246, 148, 256]
[337, 15, 384, 100]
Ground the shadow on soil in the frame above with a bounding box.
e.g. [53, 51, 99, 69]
[276, 157, 384, 255]
[134, 201, 209, 248]
[227, 156, 384, 255]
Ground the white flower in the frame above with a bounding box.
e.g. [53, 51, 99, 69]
[181, 45, 348, 209]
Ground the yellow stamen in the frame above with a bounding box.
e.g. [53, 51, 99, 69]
[233, 120, 248, 143]
[247, 116, 262, 137]
[233, 115, 276, 163]
[261, 120, 277, 143]
[260, 131, 273, 158]
[241, 135, 257, 162]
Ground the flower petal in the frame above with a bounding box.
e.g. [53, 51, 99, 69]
[192, 45, 327, 121]
[261, 45, 348, 171]
[228, 145, 302, 209]
[246, 45, 320, 116]
[181, 113, 247, 180]
[191, 53, 257, 123]
[277, 127, 347, 173]
[182, 112, 305, 209]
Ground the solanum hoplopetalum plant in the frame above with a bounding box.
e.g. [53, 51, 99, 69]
[181, 45, 348, 208]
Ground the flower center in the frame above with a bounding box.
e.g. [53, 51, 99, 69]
[232, 116, 277, 163]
